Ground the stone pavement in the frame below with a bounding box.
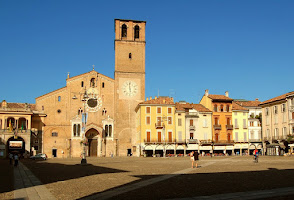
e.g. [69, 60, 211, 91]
[13, 162, 56, 200]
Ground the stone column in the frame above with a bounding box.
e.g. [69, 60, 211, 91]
[98, 137, 102, 157]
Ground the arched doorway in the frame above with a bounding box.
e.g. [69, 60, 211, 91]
[7, 136, 25, 156]
[85, 128, 99, 157]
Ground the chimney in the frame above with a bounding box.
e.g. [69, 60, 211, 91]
[150, 96, 152, 100]
[205, 89, 209, 96]
[255, 98, 259, 101]
[1, 100, 7, 108]
[155, 96, 157, 99]
[163, 99, 166, 104]
[171, 97, 174, 102]
[146, 97, 149, 101]
[225, 91, 229, 97]
[67, 72, 70, 79]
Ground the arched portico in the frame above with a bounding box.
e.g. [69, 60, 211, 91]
[85, 128, 101, 157]
[7, 136, 25, 155]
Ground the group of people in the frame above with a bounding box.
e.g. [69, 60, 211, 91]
[190, 151, 199, 168]
[9, 153, 19, 167]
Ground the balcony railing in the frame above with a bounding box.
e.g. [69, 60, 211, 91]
[200, 139, 213, 144]
[213, 140, 234, 144]
[0, 129, 31, 134]
[226, 125, 233, 130]
[249, 139, 262, 142]
[155, 123, 164, 129]
[189, 126, 195, 131]
[187, 139, 198, 144]
[214, 125, 222, 130]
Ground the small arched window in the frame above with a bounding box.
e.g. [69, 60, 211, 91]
[214, 104, 218, 112]
[226, 105, 230, 112]
[58, 96, 61, 102]
[102, 82, 105, 88]
[129, 53, 132, 59]
[109, 125, 112, 137]
[105, 125, 109, 137]
[134, 25, 139, 39]
[220, 105, 224, 112]
[90, 78, 95, 87]
[81, 81, 84, 87]
[77, 124, 81, 137]
[122, 24, 127, 38]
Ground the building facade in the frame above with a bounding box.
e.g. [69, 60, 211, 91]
[200, 90, 234, 155]
[260, 91, 294, 155]
[34, 19, 146, 158]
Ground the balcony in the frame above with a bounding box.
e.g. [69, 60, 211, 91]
[226, 125, 233, 130]
[144, 139, 181, 144]
[214, 125, 222, 130]
[249, 139, 262, 143]
[200, 139, 213, 144]
[0, 129, 31, 134]
[189, 126, 195, 131]
[155, 122, 164, 129]
[289, 119, 294, 124]
[187, 139, 198, 144]
[213, 140, 234, 144]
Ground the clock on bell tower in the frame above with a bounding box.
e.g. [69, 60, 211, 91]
[114, 19, 146, 156]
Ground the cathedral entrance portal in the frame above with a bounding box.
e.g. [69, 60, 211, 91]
[85, 128, 99, 157]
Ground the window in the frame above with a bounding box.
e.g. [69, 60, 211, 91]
[129, 53, 132, 59]
[178, 131, 182, 141]
[134, 25, 139, 39]
[157, 107, 161, 114]
[90, 78, 95, 87]
[178, 118, 182, 126]
[250, 121, 254, 126]
[274, 128, 279, 137]
[244, 132, 247, 142]
[34, 146, 39, 151]
[226, 105, 230, 112]
[282, 104, 286, 112]
[266, 129, 270, 138]
[58, 96, 61, 102]
[42, 106, 44, 111]
[168, 131, 172, 142]
[203, 119, 208, 127]
[168, 117, 172, 125]
[204, 133, 208, 140]
[220, 105, 224, 112]
[146, 131, 151, 142]
[122, 24, 127, 38]
[274, 106, 278, 114]
[168, 107, 172, 114]
[243, 119, 246, 128]
[190, 119, 193, 126]
[157, 131, 162, 142]
[214, 105, 218, 112]
[105, 125, 112, 137]
[214, 117, 219, 125]
[81, 81, 84, 87]
[227, 118, 231, 125]
[235, 132, 238, 142]
[250, 131, 254, 139]
[73, 124, 81, 137]
[146, 107, 150, 114]
[235, 119, 238, 128]
[283, 127, 287, 136]
[157, 117, 161, 126]
[146, 116, 150, 125]
[266, 108, 269, 116]
[215, 133, 219, 141]
[102, 82, 105, 88]
[227, 133, 231, 141]
[52, 132, 58, 137]
[190, 133, 193, 139]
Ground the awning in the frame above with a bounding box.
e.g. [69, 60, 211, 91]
[187, 144, 199, 150]
[226, 146, 234, 150]
[176, 145, 184, 150]
[144, 145, 153, 150]
[199, 146, 212, 150]
[214, 146, 226, 150]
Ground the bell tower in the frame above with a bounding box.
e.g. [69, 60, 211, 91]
[114, 19, 146, 156]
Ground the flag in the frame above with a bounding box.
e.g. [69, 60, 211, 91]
[9, 120, 13, 132]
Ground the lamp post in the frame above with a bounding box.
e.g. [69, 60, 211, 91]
[81, 89, 89, 164]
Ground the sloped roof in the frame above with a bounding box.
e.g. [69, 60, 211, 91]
[138, 96, 175, 105]
[232, 102, 248, 111]
[235, 100, 261, 107]
[260, 91, 294, 106]
[175, 102, 211, 112]
[0, 102, 36, 111]
[208, 94, 233, 101]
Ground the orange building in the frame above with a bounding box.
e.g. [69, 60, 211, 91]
[200, 90, 234, 155]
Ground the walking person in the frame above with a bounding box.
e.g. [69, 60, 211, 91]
[253, 148, 259, 163]
[190, 151, 195, 168]
[9, 153, 13, 165]
[14, 154, 19, 167]
[194, 151, 199, 168]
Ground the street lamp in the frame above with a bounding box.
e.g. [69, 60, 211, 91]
[81, 89, 89, 164]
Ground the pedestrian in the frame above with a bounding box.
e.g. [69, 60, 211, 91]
[194, 151, 199, 168]
[9, 153, 13, 165]
[253, 148, 259, 163]
[14, 154, 19, 167]
[190, 151, 194, 168]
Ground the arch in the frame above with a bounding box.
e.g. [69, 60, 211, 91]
[134, 25, 139, 39]
[7, 136, 25, 154]
[85, 128, 99, 139]
[7, 117, 15, 130]
[122, 24, 127, 38]
[85, 128, 99, 157]
[220, 104, 224, 112]
[90, 78, 95, 87]
[18, 117, 27, 130]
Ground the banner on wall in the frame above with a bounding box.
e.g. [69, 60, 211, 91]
[9, 141, 23, 149]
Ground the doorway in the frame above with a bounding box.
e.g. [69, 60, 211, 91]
[52, 149, 57, 157]
[88, 139, 97, 157]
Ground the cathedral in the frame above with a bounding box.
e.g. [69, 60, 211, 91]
[0, 19, 146, 158]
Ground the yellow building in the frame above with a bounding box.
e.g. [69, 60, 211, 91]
[232, 102, 249, 155]
[136, 96, 175, 157]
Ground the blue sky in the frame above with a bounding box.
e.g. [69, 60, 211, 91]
[1, 0, 293, 104]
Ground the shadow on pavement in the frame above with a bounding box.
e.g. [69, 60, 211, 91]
[79, 168, 294, 200]
[0, 159, 14, 194]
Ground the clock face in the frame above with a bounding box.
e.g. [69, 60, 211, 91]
[86, 97, 102, 112]
[122, 81, 138, 97]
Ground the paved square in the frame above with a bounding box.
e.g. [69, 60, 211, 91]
[14, 156, 294, 199]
